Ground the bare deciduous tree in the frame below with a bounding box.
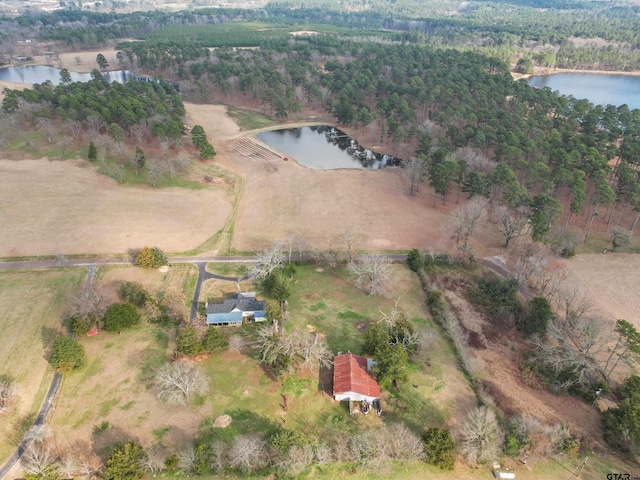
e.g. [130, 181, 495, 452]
[128, 123, 148, 146]
[143, 301, 162, 324]
[250, 242, 284, 278]
[335, 225, 362, 262]
[229, 435, 268, 472]
[531, 315, 614, 389]
[178, 446, 196, 473]
[21, 443, 58, 477]
[227, 334, 246, 354]
[279, 444, 314, 476]
[493, 205, 529, 247]
[141, 445, 164, 473]
[57, 454, 79, 479]
[460, 406, 503, 464]
[85, 115, 106, 140]
[71, 283, 108, 321]
[0, 377, 17, 413]
[348, 254, 394, 296]
[155, 362, 208, 405]
[36, 117, 54, 144]
[57, 135, 72, 160]
[211, 440, 228, 472]
[402, 158, 427, 196]
[146, 159, 167, 187]
[447, 198, 488, 251]
[65, 119, 83, 141]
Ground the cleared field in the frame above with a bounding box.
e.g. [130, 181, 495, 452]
[0, 159, 232, 257]
[185, 103, 449, 252]
[0, 268, 85, 462]
[565, 253, 640, 327]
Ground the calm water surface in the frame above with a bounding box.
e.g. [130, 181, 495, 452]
[0, 65, 131, 85]
[257, 126, 400, 170]
[528, 73, 640, 109]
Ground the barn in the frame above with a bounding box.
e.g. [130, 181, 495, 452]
[333, 352, 381, 414]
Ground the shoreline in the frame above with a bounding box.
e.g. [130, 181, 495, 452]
[512, 66, 640, 80]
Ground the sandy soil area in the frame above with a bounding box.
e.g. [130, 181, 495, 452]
[185, 103, 448, 251]
[0, 159, 232, 256]
[564, 253, 640, 327]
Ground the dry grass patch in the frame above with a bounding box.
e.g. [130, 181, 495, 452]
[0, 268, 85, 463]
[0, 159, 232, 257]
[564, 253, 640, 328]
[184, 102, 449, 252]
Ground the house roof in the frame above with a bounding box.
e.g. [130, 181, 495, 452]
[206, 293, 266, 315]
[333, 353, 380, 399]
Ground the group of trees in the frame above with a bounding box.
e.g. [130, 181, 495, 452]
[190, 124, 216, 160]
[135, 246, 168, 269]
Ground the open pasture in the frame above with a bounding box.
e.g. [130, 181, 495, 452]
[0, 159, 232, 257]
[0, 268, 85, 462]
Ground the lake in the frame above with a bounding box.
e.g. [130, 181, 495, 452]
[257, 126, 400, 170]
[0, 65, 131, 85]
[527, 72, 640, 110]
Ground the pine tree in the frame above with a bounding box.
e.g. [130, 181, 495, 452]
[176, 325, 203, 356]
[88, 142, 97, 162]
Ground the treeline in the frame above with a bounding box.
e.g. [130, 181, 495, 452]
[2, 71, 184, 137]
[22, 2, 640, 68]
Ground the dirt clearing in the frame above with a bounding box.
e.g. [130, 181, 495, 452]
[443, 284, 606, 450]
[565, 253, 640, 328]
[185, 103, 448, 252]
[0, 159, 232, 256]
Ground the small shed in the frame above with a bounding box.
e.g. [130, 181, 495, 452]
[206, 292, 266, 326]
[333, 352, 381, 403]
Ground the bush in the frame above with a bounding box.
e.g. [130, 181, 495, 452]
[104, 442, 147, 480]
[135, 246, 168, 269]
[104, 303, 141, 332]
[470, 275, 522, 324]
[117, 282, 149, 307]
[50, 336, 86, 373]
[423, 428, 455, 470]
[406, 249, 423, 272]
[519, 297, 553, 336]
[550, 229, 580, 258]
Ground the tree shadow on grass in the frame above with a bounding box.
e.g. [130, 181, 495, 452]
[196, 409, 281, 444]
[382, 384, 447, 435]
[91, 423, 141, 462]
[40, 326, 59, 361]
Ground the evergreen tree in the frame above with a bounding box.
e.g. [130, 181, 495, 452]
[50, 336, 86, 373]
[176, 325, 203, 356]
[88, 141, 98, 162]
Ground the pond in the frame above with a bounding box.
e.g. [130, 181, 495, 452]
[527, 72, 640, 110]
[0, 65, 132, 85]
[256, 126, 400, 170]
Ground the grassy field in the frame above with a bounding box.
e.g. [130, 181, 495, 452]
[226, 106, 276, 131]
[0, 268, 85, 463]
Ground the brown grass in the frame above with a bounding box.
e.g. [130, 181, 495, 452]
[564, 253, 640, 328]
[184, 103, 449, 252]
[0, 159, 232, 257]
[0, 268, 85, 463]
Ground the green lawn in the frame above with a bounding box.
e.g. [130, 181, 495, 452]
[0, 268, 85, 462]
